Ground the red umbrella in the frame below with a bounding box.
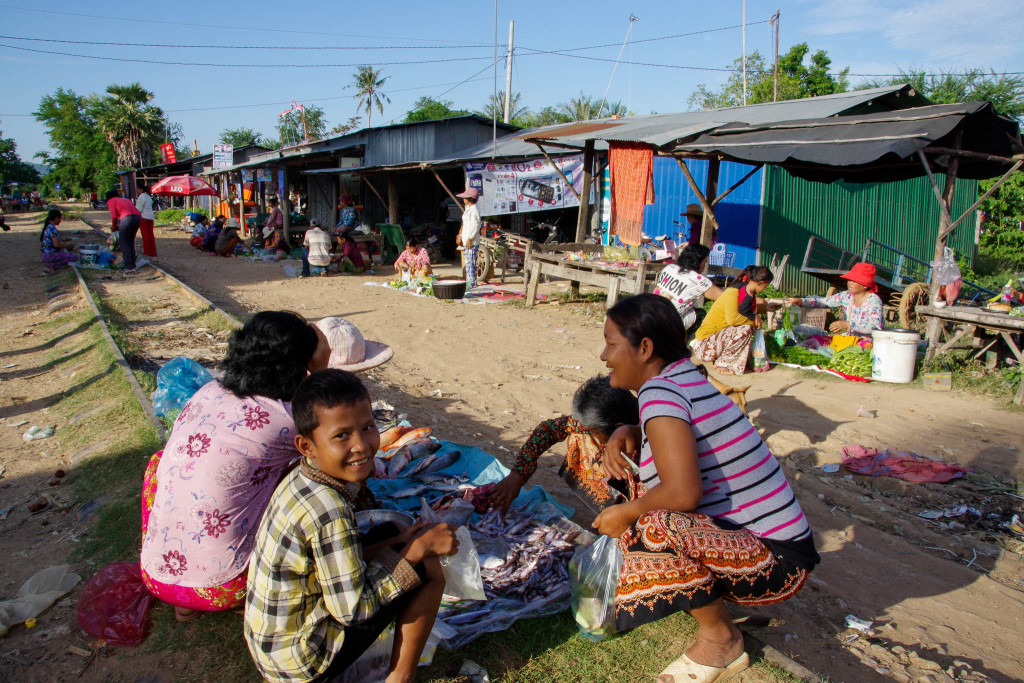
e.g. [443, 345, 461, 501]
[150, 175, 218, 197]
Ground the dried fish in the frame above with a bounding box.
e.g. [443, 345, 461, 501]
[386, 448, 414, 479]
[417, 449, 460, 474]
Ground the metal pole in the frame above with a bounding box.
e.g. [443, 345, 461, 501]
[742, 0, 747, 106]
[503, 21, 514, 123]
[492, 0, 497, 157]
[773, 10, 780, 102]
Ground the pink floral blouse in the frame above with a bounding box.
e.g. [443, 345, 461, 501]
[394, 247, 430, 269]
[140, 382, 300, 588]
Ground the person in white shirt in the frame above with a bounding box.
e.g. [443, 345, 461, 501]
[455, 187, 482, 288]
[302, 220, 333, 277]
[652, 244, 724, 332]
[135, 184, 157, 258]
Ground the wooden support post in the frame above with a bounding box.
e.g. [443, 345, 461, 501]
[525, 261, 541, 308]
[281, 166, 292, 246]
[532, 142, 581, 200]
[331, 175, 339, 228]
[701, 157, 720, 248]
[428, 166, 464, 211]
[675, 158, 719, 232]
[606, 276, 621, 308]
[634, 259, 648, 294]
[361, 174, 388, 209]
[387, 173, 399, 225]
[575, 140, 595, 242]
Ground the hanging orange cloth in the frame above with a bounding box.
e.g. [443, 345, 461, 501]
[609, 141, 655, 246]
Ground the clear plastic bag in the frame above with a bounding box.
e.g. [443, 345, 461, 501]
[569, 535, 623, 642]
[76, 562, 153, 647]
[931, 251, 962, 287]
[419, 500, 486, 601]
[340, 626, 394, 682]
[751, 329, 769, 372]
[0, 565, 81, 637]
[151, 357, 213, 418]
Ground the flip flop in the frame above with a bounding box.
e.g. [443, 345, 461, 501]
[657, 651, 749, 683]
[712, 366, 737, 376]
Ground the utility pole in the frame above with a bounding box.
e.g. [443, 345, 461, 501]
[742, 0, 747, 106]
[503, 20, 514, 123]
[771, 10, 780, 102]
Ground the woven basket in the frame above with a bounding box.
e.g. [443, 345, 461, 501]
[433, 280, 467, 300]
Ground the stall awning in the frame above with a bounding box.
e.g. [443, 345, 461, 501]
[670, 102, 1022, 183]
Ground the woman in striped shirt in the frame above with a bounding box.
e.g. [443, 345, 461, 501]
[594, 294, 819, 683]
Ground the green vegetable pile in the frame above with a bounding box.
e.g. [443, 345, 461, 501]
[781, 346, 828, 367]
[829, 345, 873, 377]
[1010, 307, 1024, 318]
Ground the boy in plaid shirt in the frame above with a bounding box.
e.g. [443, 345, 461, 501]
[245, 369, 457, 682]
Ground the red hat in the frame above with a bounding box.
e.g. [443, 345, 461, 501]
[841, 262, 878, 292]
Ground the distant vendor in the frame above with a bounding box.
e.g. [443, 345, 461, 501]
[786, 262, 884, 335]
[393, 237, 432, 278]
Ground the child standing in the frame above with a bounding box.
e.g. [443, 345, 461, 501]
[245, 369, 457, 682]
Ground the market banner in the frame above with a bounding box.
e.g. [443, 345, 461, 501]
[464, 154, 591, 215]
[213, 144, 233, 169]
[256, 167, 272, 182]
[160, 143, 176, 165]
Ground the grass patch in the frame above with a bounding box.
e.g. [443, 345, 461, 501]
[922, 352, 1024, 409]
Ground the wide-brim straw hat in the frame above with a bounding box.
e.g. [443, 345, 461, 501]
[683, 203, 703, 218]
[315, 317, 393, 372]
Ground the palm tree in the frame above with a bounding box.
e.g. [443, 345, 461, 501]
[600, 100, 629, 118]
[93, 83, 164, 169]
[481, 91, 529, 123]
[557, 92, 601, 122]
[351, 66, 390, 128]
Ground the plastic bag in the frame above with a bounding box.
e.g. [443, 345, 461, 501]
[751, 329, 769, 372]
[151, 357, 213, 418]
[419, 500, 486, 601]
[569, 535, 622, 642]
[0, 565, 81, 637]
[931, 251, 962, 287]
[76, 561, 153, 647]
[340, 625, 394, 682]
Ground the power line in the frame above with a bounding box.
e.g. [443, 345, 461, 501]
[0, 3, 485, 44]
[0, 43, 495, 68]
[0, 34, 493, 51]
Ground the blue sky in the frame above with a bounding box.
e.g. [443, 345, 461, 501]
[1, 0, 1022, 161]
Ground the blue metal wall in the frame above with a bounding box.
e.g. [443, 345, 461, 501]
[642, 157, 763, 269]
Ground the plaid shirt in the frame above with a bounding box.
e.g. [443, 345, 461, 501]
[244, 467, 420, 682]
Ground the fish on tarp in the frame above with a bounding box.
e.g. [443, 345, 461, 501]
[373, 457, 387, 479]
[380, 427, 432, 459]
[400, 453, 437, 478]
[416, 449, 460, 475]
[381, 481, 474, 500]
[378, 425, 412, 451]
[414, 473, 469, 486]
[386, 448, 414, 479]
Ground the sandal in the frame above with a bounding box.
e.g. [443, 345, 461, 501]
[712, 366, 736, 376]
[174, 607, 202, 623]
[657, 651, 749, 683]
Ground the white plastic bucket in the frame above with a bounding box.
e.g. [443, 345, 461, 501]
[79, 244, 99, 265]
[871, 329, 921, 383]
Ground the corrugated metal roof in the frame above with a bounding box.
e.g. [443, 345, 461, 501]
[522, 84, 926, 149]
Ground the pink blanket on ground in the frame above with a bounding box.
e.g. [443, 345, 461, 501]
[840, 444, 971, 483]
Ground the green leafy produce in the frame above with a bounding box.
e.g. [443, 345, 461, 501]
[1010, 307, 1024, 317]
[782, 346, 827, 367]
[829, 346, 873, 377]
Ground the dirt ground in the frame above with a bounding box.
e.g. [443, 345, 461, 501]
[1, 207, 1023, 682]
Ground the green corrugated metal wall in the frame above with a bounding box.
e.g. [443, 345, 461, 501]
[760, 167, 979, 294]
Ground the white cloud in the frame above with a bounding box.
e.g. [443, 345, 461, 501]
[807, 0, 1024, 67]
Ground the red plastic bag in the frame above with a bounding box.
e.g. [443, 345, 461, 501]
[77, 562, 154, 647]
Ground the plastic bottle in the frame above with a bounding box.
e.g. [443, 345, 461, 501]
[1002, 281, 1015, 302]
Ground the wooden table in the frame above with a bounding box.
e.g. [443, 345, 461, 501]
[918, 304, 1024, 404]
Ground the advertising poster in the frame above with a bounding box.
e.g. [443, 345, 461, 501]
[464, 154, 591, 216]
[241, 169, 253, 182]
[213, 144, 233, 169]
[160, 143, 176, 165]
[256, 168, 271, 182]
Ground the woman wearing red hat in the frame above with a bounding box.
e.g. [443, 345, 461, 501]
[786, 262, 884, 335]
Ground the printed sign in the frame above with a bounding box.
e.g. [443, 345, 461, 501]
[256, 168, 271, 182]
[464, 154, 591, 216]
[213, 144, 233, 169]
[241, 169, 253, 182]
[160, 143, 176, 165]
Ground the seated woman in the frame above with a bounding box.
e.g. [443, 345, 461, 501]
[489, 375, 641, 515]
[40, 209, 78, 272]
[140, 311, 330, 622]
[653, 243, 724, 332]
[596, 294, 819, 683]
[786, 262, 884, 335]
[335, 231, 367, 274]
[262, 224, 287, 260]
[188, 215, 209, 248]
[393, 237, 432, 278]
[215, 218, 249, 257]
[691, 266, 773, 375]
[200, 216, 224, 252]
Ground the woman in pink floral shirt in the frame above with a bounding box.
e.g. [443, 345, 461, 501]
[140, 311, 329, 621]
[393, 237, 433, 277]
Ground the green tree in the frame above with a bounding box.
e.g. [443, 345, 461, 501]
[33, 87, 118, 195]
[93, 83, 165, 169]
[479, 91, 529, 124]
[0, 128, 41, 186]
[978, 173, 1024, 268]
[518, 106, 572, 129]
[860, 69, 1024, 121]
[329, 116, 363, 136]
[689, 43, 849, 110]
[220, 126, 264, 147]
[404, 97, 471, 123]
[277, 104, 328, 146]
[558, 92, 602, 121]
[351, 65, 390, 128]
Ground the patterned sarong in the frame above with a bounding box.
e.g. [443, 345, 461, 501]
[690, 325, 754, 375]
